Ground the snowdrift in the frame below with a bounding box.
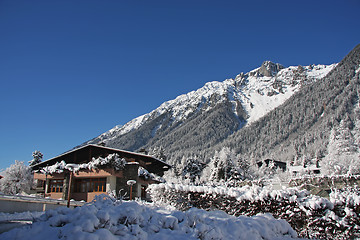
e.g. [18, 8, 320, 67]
[0, 194, 299, 240]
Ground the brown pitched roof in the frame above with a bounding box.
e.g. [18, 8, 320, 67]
[31, 144, 171, 174]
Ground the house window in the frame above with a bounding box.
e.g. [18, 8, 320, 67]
[49, 179, 63, 193]
[36, 179, 46, 189]
[74, 178, 106, 193]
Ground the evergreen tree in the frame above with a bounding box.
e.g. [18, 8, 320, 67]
[201, 147, 246, 186]
[29, 150, 43, 166]
[179, 156, 204, 183]
[322, 117, 360, 175]
[148, 146, 167, 161]
[302, 155, 312, 168]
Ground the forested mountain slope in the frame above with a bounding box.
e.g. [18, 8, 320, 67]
[83, 61, 335, 164]
[218, 44, 360, 165]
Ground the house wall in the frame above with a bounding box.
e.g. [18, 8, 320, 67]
[34, 172, 65, 180]
[34, 163, 161, 202]
[106, 176, 117, 193]
[137, 177, 156, 200]
[70, 192, 104, 202]
[35, 169, 123, 202]
[46, 192, 63, 200]
[71, 192, 87, 201]
[115, 163, 139, 200]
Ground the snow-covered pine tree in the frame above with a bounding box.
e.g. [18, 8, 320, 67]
[29, 150, 43, 166]
[0, 160, 33, 194]
[162, 168, 181, 184]
[201, 147, 245, 186]
[322, 116, 360, 175]
[179, 156, 204, 183]
[148, 146, 167, 161]
[302, 155, 312, 168]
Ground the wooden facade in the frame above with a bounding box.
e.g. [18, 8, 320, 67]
[32, 144, 171, 202]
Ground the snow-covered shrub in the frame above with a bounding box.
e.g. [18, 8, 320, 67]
[148, 183, 360, 239]
[138, 166, 164, 182]
[0, 160, 33, 195]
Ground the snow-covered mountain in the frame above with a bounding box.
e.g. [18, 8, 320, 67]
[222, 44, 360, 167]
[83, 61, 336, 160]
[233, 62, 336, 123]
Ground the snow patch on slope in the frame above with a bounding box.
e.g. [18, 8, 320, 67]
[240, 64, 337, 123]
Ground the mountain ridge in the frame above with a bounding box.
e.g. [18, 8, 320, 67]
[82, 60, 337, 163]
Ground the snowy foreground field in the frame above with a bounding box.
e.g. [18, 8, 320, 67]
[0, 194, 301, 240]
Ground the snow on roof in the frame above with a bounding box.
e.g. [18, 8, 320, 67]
[32, 144, 171, 172]
[288, 166, 303, 171]
[288, 164, 320, 172]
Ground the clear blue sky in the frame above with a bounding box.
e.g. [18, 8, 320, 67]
[0, 0, 359, 170]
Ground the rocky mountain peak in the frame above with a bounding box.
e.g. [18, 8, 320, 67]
[259, 61, 285, 77]
[249, 61, 285, 77]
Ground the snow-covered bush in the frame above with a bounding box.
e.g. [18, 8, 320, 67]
[0, 160, 33, 195]
[0, 194, 298, 240]
[148, 183, 360, 239]
[138, 166, 164, 183]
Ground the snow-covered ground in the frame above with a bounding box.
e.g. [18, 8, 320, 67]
[0, 211, 43, 222]
[0, 212, 42, 235]
[0, 194, 301, 240]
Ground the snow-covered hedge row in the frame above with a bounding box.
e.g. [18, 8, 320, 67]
[0, 195, 299, 240]
[148, 184, 360, 239]
[289, 174, 360, 190]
